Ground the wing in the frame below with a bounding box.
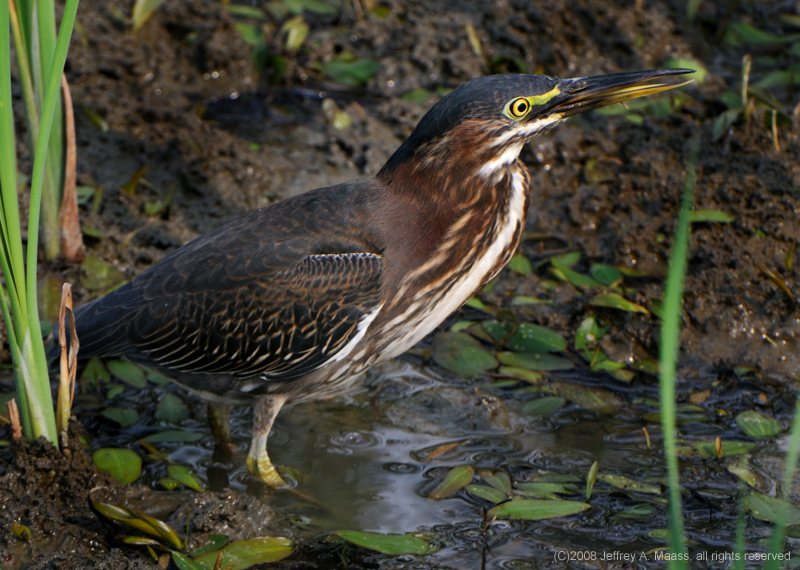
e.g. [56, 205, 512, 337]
[73, 180, 387, 381]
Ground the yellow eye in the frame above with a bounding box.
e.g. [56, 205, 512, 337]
[507, 97, 530, 119]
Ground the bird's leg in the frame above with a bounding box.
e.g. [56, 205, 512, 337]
[208, 402, 234, 460]
[246, 395, 288, 487]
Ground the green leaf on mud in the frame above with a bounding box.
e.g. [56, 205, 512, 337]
[488, 498, 591, 520]
[497, 352, 573, 371]
[143, 430, 204, 443]
[466, 484, 507, 503]
[508, 253, 532, 275]
[429, 465, 475, 500]
[574, 316, 606, 354]
[743, 492, 800, 526]
[131, 0, 166, 31]
[194, 537, 296, 568]
[171, 552, 206, 570]
[82, 255, 127, 291]
[155, 393, 189, 423]
[82, 358, 110, 385]
[91, 499, 181, 548]
[590, 293, 649, 315]
[553, 383, 623, 414]
[335, 531, 435, 555]
[508, 324, 567, 353]
[323, 58, 380, 87]
[167, 464, 205, 492]
[93, 448, 142, 484]
[107, 360, 147, 388]
[285, 0, 338, 15]
[191, 534, 228, 557]
[551, 254, 602, 288]
[736, 410, 781, 438]
[12, 523, 31, 541]
[589, 263, 622, 285]
[523, 396, 565, 416]
[598, 474, 661, 494]
[431, 332, 498, 376]
[689, 209, 735, 223]
[101, 407, 138, 428]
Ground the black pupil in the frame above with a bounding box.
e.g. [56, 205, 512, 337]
[516, 100, 527, 114]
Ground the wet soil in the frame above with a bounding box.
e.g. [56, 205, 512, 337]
[2, 0, 799, 567]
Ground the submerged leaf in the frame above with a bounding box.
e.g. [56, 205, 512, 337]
[143, 430, 204, 443]
[431, 332, 497, 376]
[523, 397, 565, 416]
[744, 493, 800, 526]
[736, 410, 781, 438]
[101, 407, 138, 428]
[167, 464, 206, 492]
[155, 393, 189, 423]
[107, 360, 147, 388]
[553, 383, 623, 414]
[598, 474, 661, 494]
[335, 531, 435, 555]
[497, 352, 573, 371]
[466, 484, 507, 503]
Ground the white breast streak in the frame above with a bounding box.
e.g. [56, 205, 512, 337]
[331, 308, 381, 362]
[379, 168, 527, 361]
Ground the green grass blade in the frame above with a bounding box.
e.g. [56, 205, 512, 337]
[659, 134, 700, 568]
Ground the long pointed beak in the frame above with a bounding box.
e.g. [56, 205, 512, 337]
[552, 68, 694, 117]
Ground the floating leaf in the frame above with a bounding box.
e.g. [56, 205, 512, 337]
[497, 352, 573, 371]
[612, 504, 657, 519]
[81, 358, 110, 385]
[323, 58, 380, 88]
[143, 430, 204, 443]
[479, 470, 512, 494]
[508, 324, 567, 353]
[429, 465, 474, 500]
[598, 474, 660, 494]
[590, 293, 649, 314]
[335, 531, 435, 555]
[466, 484, 507, 503]
[91, 499, 182, 549]
[523, 397, 565, 416]
[431, 332, 497, 376]
[515, 482, 578, 498]
[167, 465, 205, 492]
[107, 360, 147, 388]
[497, 365, 542, 383]
[585, 460, 598, 501]
[194, 537, 296, 568]
[727, 464, 758, 488]
[736, 410, 781, 438]
[101, 407, 138, 428]
[589, 264, 622, 286]
[488, 498, 591, 520]
[691, 440, 756, 457]
[155, 394, 189, 423]
[93, 448, 142, 484]
[191, 535, 228, 558]
[160, 477, 180, 491]
[689, 210, 734, 223]
[743, 493, 800, 526]
[553, 383, 623, 413]
[574, 316, 605, 354]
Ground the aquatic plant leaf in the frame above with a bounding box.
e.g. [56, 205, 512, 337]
[124, 536, 161, 546]
[743, 493, 800, 526]
[431, 332, 498, 376]
[146, 369, 172, 385]
[611, 504, 657, 519]
[429, 465, 474, 500]
[510, 295, 552, 306]
[323, 58, 380, 88]
[727, 465, 758, 488]
[194, 537, 296, 568]
[335, 531, 434, 555]
[589, 263, 622, 285]
[590, 293, 649, 314]
[508, 253, 532, 275]
[101, 407, 138, 428]
[712, 108, 742, 141]
[143, 430, 204, 443]
[226, 5, 266, 18]
[285, 0, 337, 15]
[726, 21, 798, 45]
[585, 460, 598, 501]
[81, 255, 127, 291]
[191, 535, 228, 558]
[598, 474, 661, 494]
[551, 254, 602, 288]
[131, 0, 165, 31]
[553, 383, 623, 413]
[488, 498, 591, 520]
[159, 477, 180, 491]
[12, 523, 31, 541]
[172, 552, 206, 570]
[574, 316, 606, 354]
[497, 352, 573, 371]
[167, 464, 206, 492]
[91, 499, 181, 548]
[479, 469, 512, 494]
[507, 324, 567, 353]
[515, 482, 578, 498]
[692, 440, 756, 457]
[93, 448, 142, 484]
[735, 410, 781, 437]
[498, 366, 542, 383]
[466, 484, 507, 503]
[155, 393, 189, 423]
[107, 360, 147, 388]
[81, 358, 110, 385]
[689, 209, 734, 223]
[523, 397, 565, 416]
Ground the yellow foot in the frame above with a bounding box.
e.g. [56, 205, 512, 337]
[246, 454, 287, 488]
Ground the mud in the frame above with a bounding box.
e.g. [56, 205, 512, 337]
[2, 0, 799, 567]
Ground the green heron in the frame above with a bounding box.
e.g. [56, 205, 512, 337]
[72, 69, 691, 487]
